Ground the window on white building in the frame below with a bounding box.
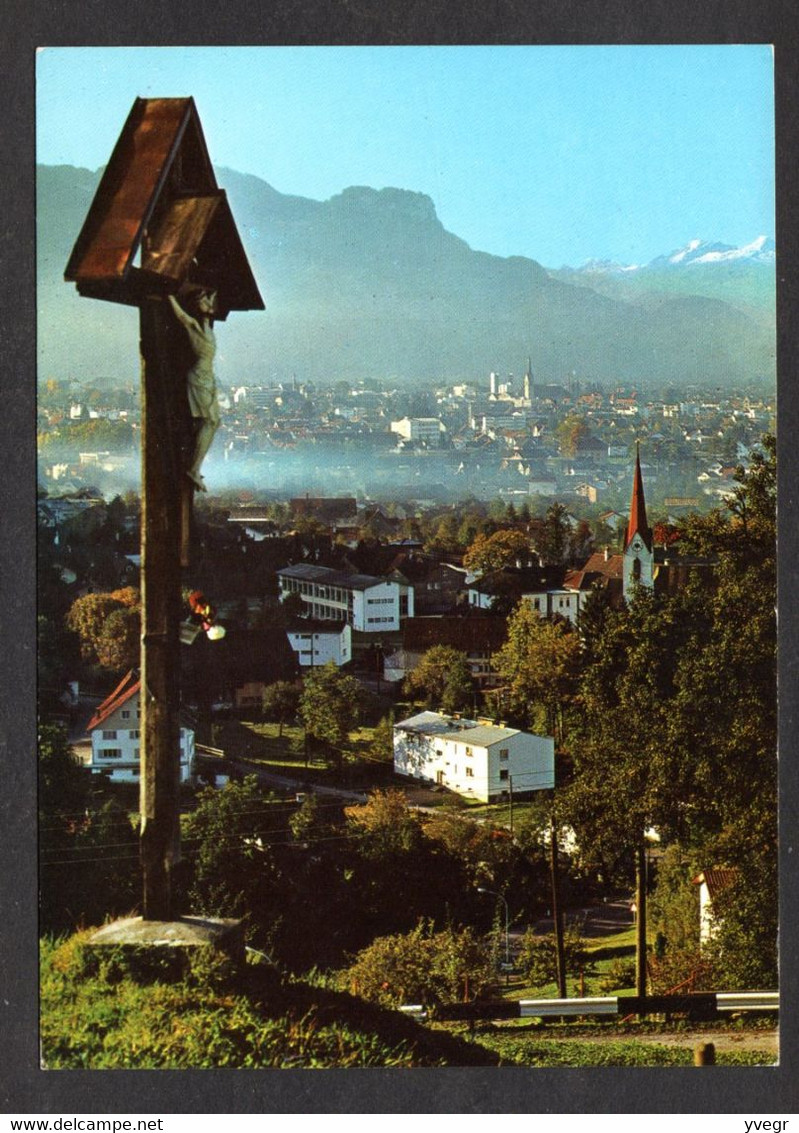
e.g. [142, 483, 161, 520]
[100, 749, 122, 760]
[102, 730, 117, 740]
[499, 749, 509, 761]
[129, 730, 140, 739]
[499, 769, 509, 781]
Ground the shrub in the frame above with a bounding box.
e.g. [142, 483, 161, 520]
[597, 957, 637, 994]
[517, 923, 591, 989]
[345, 921, 494, 1009]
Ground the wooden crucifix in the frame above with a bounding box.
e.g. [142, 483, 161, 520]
[65, 98, 264, 920]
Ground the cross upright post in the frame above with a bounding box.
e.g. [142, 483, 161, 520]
[139, 298, 184, 919]
[65, 97, 264, 923]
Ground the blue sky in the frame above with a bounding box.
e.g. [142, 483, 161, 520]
[36, 45, 774, 267]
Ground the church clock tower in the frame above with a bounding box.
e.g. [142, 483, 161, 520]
[623, 443, 654, 600]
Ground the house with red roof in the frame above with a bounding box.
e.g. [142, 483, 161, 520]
[86, 669, 196, 784]
[693, 867, 739, 945]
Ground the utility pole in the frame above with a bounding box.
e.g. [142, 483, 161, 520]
[550, 814, 567, 998]
[635, 839, 648, 1002]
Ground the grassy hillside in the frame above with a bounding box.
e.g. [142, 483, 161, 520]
[40, 932, 500, 1070]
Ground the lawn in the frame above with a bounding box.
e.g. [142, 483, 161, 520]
[210, 718, 395, 787]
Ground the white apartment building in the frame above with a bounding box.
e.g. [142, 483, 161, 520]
[286, 621, 352, 667]
[389, 417, 445, 445]
[393, 711, 555, 803]
[521, 588, 583, 627]
[277, 564, 413, 632]
[87, 670, 196, 784]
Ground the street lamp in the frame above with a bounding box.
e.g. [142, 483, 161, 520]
[478, 886, 510, 969]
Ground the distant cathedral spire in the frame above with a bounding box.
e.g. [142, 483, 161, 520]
[524, 356, 533, 402]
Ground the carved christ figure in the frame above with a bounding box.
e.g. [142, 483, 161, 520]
[167, 289, 220, 491]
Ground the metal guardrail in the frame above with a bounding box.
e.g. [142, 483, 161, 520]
[520, 996, 617, 1017]
[716, 992, 778, 1011]
[399, 991, 778, 1022]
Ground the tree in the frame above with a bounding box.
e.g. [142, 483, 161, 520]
[182, 776, 280, 927]
[289, 792, 321, 842]
[366, 712, 395, 764]
[565, 587, 702, 874]
[517, 923, 591, 990]
[555, 414, 591, 458]
[38, 723, 86, 818]
[65, 588, 141, 672]
[647, 844, 709, 993]
[564, 438, 776, 986]
[298, 662, 361, 761]
[493, 601, 581, 744]
[66, 592, 123, 663]
[404, 645, 475, 714]
[38, 726, 140, 933]
[423, 806, 548, 909]
[536, 502, 571, 566]
[262, 680, 300, 736]
[705, 858, 777, 990]
[463, 528, 531, 575]
[345, 789, 423, 855]
[95, 605, 140, 671]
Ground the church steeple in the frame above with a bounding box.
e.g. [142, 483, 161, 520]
[625, 442, 652, 553]
[623, 443, 654, 598]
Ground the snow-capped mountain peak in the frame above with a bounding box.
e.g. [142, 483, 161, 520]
[668, 239, 703, 264]
[563, 237, 774, 275]
[692, 235, 774, 264]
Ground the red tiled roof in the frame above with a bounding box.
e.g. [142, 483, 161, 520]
[576, 552, 624, 581]
[86, 669, 141, 732]
[692, 867, 739, 900]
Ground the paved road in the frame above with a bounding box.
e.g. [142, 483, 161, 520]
[228, 756, 368, 804]
[530, 899, 633, 940]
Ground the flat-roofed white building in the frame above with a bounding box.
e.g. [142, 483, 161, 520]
[393, 711, 554, 802]
[390, 417, 445, 445]
[277, 564, 413, 631]
[286, 620, 352, 667]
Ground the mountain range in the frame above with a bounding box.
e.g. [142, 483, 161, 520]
[37, 164, 776, 391]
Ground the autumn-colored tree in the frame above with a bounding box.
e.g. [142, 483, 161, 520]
[652, 521, 681, 549]
[66, 592, 126, 663]
[66, 588, 141, 672]
[404, 645, 475, 713]
[463, 528, 531, 575]
[345, 788, 422, 854]
[555, 414, 591, 457]
[95, 605, 140, 671]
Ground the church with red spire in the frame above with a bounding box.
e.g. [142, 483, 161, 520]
[622, 442, 654, 600]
